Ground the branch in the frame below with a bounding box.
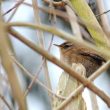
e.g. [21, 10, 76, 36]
[8, 28, 110, 107]
[3, 0, 24, 16]
[56, 61, 110, 109]
[7, 22, 110, 59]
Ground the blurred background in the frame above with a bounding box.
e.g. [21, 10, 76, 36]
[1, 0, 110, 110]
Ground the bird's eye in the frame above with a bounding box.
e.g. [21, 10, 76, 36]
[63, 44, 71, 49]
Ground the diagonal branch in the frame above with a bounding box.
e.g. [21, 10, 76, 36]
[56, 61, 110, 110]
[8, 28, 110, 107]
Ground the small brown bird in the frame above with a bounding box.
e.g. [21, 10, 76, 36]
[54, 42, 106, 77]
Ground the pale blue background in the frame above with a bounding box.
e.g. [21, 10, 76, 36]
[2, 0, 110, 110]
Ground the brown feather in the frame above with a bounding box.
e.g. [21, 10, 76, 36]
[58, 42, 106, 77]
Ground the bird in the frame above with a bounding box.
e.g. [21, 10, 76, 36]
[54, 42, 106, 77]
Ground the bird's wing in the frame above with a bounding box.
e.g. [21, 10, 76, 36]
[77, 51, 106, 63]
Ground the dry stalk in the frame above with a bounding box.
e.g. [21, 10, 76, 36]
[89, 91, 99, 110]
[65, 5, 82, 40]
[32, 0, 52, 93]
[0, 15, 27, 110]
[53, 63, 86, 110]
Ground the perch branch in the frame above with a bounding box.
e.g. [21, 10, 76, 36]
[56, 61, 110, 110]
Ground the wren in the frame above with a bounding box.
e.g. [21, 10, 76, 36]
[55, 42, 106, 77]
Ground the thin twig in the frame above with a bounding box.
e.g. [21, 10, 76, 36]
[11, 56, 65, 100]
[96, 0, 110, 40]
[7, 7, 18, 22]
[3, 2, 68, 21]
[25, 30, 54, 96]
[24, 59, 45, 96]
[0, 94, 12, 110]
[3, 0, 24, 16]
[96, 9, 110, 17]
[24, 18, 55, 97]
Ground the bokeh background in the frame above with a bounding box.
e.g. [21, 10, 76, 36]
[1, 0, 110, 110]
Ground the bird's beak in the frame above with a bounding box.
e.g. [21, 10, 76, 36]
[53, 44, 61, 47]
